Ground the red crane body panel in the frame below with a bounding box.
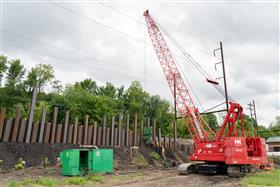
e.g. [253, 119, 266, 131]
[190, 137, 267, 165]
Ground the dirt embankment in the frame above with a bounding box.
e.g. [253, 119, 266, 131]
[0, 143, 186, 171]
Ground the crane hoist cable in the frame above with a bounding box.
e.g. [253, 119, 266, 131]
[156, 21, 235, 101]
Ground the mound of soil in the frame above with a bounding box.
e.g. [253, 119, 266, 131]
[0, 143, 188, 172]
[0, 143, 78, 171]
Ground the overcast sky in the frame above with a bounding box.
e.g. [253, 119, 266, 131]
[1, 1, 279, 126]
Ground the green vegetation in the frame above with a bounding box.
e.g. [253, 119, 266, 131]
[243, 169, 280, 187]
[14, 158, 25, 170]
[131, 154, 148, 168]
[1, 54, 278, 138]
[64, 177, 87, 185]
[8, 178, 58, 187]
[86, 174, 105, 183]
[149, 151, 161, 160]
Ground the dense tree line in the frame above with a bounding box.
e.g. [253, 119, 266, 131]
[0, 55, 278, 139]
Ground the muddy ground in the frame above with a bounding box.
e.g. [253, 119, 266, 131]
[0, 166, 242, 187]
[0, 143, 242, 186]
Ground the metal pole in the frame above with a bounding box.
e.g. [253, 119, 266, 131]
[174, 73, 177, 121]
[247, 102, 255, 136]
[220, 42, 229, 112]
[253, 100, 258, 134]
[220, 42, 230, 130]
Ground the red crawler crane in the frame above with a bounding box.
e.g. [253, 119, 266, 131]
[144, 10, 267, 177]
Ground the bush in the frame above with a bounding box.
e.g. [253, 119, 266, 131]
[268, 156, 280, 166]
[14, 157, 25, 170]
[149, 151, 161, 160]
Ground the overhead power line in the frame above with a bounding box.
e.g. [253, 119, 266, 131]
[2, 29, 162, 79]
[47, 0, 143, 43]
[97, 2, 144, 25]
[1, 40, 168, 85]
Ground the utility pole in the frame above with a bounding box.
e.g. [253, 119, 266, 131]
[213, 42, 229, 129]
[220, 42, 229, 112]
[174, 73, 177, 122]
[247, 102, 255, 136]
[247, 100, 258, 136]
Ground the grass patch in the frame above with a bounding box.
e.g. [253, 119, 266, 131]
[111, 173, 144, 182]
[64, 177, 87, 185]
[86, 174, 105, 183]
[8, 177, 59, 187]
[131, 154, 148, 168]
[243, 169, 280, 187]
[149, 151, 161, 160]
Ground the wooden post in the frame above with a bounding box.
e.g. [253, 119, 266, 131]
[72, 117, 78, 144]
[173, 121, 177, 148]
[77, 125, 83, 144]
[44, 122, 51, 143]
[106, 127, 110, 146]
[140, 120, 144, 146]
[133, 113, 137, 146]
[87, 125, 93, 145]
[169, 137, 171, 148]
[62, 111, 70, 143]
[3, 119, 12, 142]
[129, 130, 133, 146]
[67, 124, 74, 144]
[158, 128, 161, 146]
[122, 128, 125, 146]
[114, 128, 118, 147]
[17, 119, 27, 142]
[93, 121, 97, 145]
[163, 135, 166, 147]
[102, 115, 106, 146]
[83, 115, 89, 145]
[97, 127, 102, 146]
[118, 112, 122, 146]
[11, 107, 21, 142]
[38, 106, 47, 143]
[0, 108, 6, 141]
[55, 124, 62, 143]
[147, 117, 150, 128]
[31, 122, 39, 143]
[152, 119, 156, 141]
[125, 113, 129, 146]
[26, 86, 38, 143]
[110, 116, 114, 146]
[50, 107, 58, 144]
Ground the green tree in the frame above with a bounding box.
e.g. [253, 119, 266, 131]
[98, 82, 117, 99]
[124, 81, 149, 121]
[203, 113, 219, 131]
[25, 64, 54, 92]
[0, 55, 8, 87]
[74, 78, 98, 95]
[5, 59, 25, 88]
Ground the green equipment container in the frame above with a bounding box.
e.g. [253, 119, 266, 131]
[88, 149, 113, 174]
[60, 149, 89, 176]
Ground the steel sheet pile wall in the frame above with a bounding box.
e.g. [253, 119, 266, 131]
[0, 107, 184, 150]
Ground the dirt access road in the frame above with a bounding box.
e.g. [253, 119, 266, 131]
[115, 170, 242, 187]
[0, 166, 242, 187]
